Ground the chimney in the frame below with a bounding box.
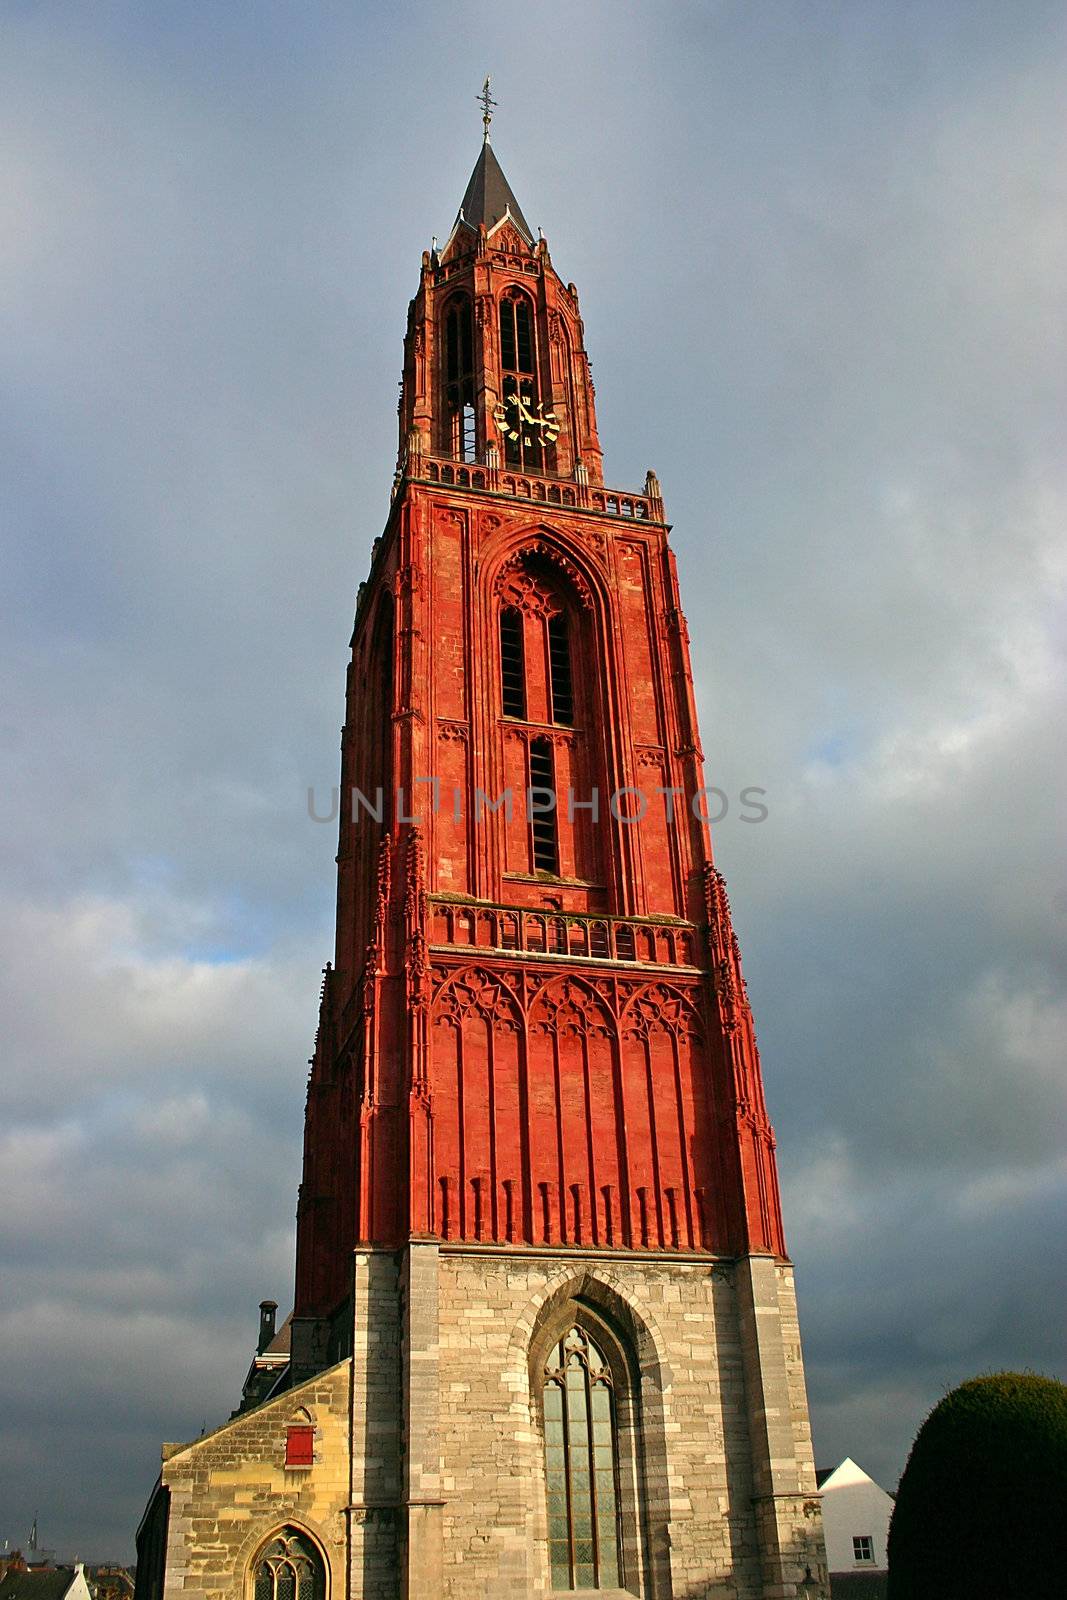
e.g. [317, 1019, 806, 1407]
[257, 1299, 278, 1354]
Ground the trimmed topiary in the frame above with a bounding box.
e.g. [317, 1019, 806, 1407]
[887, 1370, 1067, 1600]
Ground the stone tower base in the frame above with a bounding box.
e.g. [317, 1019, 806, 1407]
[357, 1242, 826, 1599]
[149, 1245, 827, 1600]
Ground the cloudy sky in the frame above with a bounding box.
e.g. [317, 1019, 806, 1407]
[2, 0, 1065, 1563]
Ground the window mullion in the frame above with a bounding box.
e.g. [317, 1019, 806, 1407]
[586, 1361, 601, 1584]
[560, 1376, 577, 1589]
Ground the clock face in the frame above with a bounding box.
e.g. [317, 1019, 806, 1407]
[493, 392, 561, 448]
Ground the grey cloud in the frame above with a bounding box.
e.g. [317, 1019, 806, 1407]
[1, 0, 1065, 1563]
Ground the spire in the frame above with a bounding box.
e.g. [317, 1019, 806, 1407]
[454, 83, 533, 245]
[456, 141, 534, 244]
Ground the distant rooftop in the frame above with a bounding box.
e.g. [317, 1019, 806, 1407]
[0, 1569, 78, 1600]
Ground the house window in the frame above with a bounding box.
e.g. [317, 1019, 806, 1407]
[285, 1425, 314, 1468]
[543, 1326, 621, 1590]
[253, 1531, 325, 1600]
[853, 1535, 875, 1564]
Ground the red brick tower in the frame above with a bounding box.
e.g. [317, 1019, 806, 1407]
[289, 126, 825, 1599]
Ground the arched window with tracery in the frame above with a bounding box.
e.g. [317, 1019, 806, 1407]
[499, 291, 549, 472]
[443, 294, 475, 461]
[495, 554, 600, 886]
[542, 1326, 621, 1590]
[252, 1531, 325, 1600]
[495, 561, 576, 731]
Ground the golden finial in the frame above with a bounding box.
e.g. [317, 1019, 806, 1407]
[478, 76, 497, 143]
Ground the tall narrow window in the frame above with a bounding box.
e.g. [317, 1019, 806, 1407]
[500, 607, 526, 718]
[444, 295, 475, 461]
[529, 739, 558, 875]
[543, 1327, 621, 1591]
[499, 293, 544, 472]
[547, 612, 573, 726]
[253, 1532, 325, 1600]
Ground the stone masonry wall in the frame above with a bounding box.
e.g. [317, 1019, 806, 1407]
[154, 1248, 824, 1600]
[433, 1247, 824, 1600]
[159, 1361, 350, 1600]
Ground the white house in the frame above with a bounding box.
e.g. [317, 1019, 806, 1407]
[816, 1457, 895, 1572]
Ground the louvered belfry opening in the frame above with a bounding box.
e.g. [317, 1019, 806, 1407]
[499, 290, 546, 472]
[443, 293, 476, 461]
[529, 737, 559, 874]
[500, 606, 526, 718]
[547, 611, 574, 726]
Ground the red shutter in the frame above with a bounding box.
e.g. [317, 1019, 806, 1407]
[285, 1424, 314, 1467]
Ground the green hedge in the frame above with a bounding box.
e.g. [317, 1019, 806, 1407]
[887, 1371, 1067, 1599]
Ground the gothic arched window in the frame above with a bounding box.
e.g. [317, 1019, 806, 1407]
[499, 292, 545, 472]
[496, 566, 575, 731]
[495, 555, 601, 883]
[443, 294, 475, 461]
[543, 1326, 621, 1590]
[252, 1531, 325, 1600]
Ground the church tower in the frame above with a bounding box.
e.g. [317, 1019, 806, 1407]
[137, 109, 827, 1600]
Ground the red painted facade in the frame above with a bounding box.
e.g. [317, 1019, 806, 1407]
[294, 151, 785, 1320]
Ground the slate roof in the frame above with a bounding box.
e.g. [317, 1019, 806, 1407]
[262, 1312, 292, 1357]
[457, 143, 533, 244]
[828, 1573, 889, 1600]
[0, 1569, 77, 1600]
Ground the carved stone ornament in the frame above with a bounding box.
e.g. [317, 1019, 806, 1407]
[494, 541, 594, 611]
[530, 976, 612, 1039]
[497, 568, 564, 618]
[432, 968, 521, 1031]
[621, 982, 703, 1041]
[374, 835, 393, 931]
[404, 828, 426, 915]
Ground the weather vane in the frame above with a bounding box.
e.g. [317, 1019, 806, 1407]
[478, 75, 497, 143]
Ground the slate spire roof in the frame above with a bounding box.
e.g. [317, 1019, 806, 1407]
[456, 141, 533, 245]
